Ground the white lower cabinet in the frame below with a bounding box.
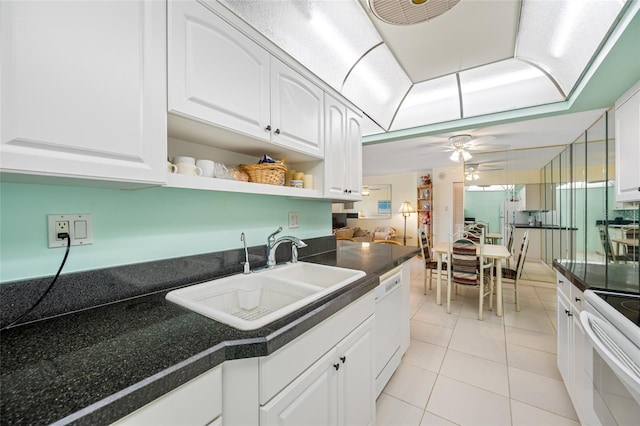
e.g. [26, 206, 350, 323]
[0, 0, 166, 186]
[112, 365, 222, 426]
[261, 317, 374, 426]
[113, 289, 377, 426]
[556, 271, 587, 424]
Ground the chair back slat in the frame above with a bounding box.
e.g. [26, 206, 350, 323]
[451, 238, 479, 286]
[418, 228, 431, 263]
[514, 231, 530, 278]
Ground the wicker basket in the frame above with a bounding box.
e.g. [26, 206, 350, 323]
[240, 163, 287, 186]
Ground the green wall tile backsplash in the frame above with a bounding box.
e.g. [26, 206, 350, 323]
[0, 182, 331, 283]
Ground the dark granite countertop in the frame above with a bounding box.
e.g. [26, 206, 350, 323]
[0, 241, 418, 426]
[553, 259, 640, 293]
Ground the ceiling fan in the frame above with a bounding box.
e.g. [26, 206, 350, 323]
[464, 162, 504, 181]
[416, 132, 510, 162]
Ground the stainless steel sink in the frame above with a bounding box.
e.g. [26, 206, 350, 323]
[165, 262, 365, 330]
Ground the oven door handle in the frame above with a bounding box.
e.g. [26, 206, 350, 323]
[580, 311, 640, 401]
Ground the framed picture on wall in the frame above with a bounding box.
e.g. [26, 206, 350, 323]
[378, 200, 391, 214]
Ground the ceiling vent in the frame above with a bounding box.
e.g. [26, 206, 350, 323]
[369, 0, 461, 26]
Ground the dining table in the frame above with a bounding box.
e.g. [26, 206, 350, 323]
[611, 237, 639, 262]
[432, 241, 512, 317]
[485, 232, 503, 245]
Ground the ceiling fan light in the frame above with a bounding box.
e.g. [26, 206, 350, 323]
[449, 151, 460, 162]
[462, 150, 472, 161]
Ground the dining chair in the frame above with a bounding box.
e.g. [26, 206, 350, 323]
[599, 227, 634, 263]
[418, 228, 447, 294]
[622, 226, 638, 260]
[499, 231, 529, 312]
[504, 225, 515, 269]
[448, 235, 493, 320]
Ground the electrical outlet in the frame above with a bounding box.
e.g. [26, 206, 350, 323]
[55, 220, 70, 240]
[288, 212, 300, 229]
[48, 214, 94, 248]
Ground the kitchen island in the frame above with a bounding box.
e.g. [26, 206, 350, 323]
[0, 239, 418, 425]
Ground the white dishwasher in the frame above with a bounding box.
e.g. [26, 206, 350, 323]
[374, 265, 404, 396]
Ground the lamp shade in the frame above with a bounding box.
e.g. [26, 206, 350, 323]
[398, 201, 415, 215]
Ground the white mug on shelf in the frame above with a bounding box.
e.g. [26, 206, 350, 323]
[196, 159, 215, 178]
[176, 163, 203, 176]
[167, 162, 178, 174]
[173, 156, 195, 165]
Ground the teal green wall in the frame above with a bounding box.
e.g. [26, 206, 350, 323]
[0, 182, 331, 283]
[464, 191, 505, 234]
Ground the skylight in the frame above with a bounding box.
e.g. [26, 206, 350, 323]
[219, 0, 633, 134]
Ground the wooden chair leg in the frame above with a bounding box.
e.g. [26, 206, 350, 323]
[423, 270, 427, 295]
[478, 274, 484, 321]
[428, 269, 433, 291]
[446, 275, 452, 314]
[514, 278, 520, 312]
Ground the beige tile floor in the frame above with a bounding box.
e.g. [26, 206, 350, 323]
[376, 257, 580, 426]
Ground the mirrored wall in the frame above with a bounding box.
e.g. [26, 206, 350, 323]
[465, 109, 639, 271]
[541, 111, 639, 267]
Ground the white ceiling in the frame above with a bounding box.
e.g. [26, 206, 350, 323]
[359, 0, 520, 82]
[219, 0, 638, 178]
[362, 108, 607, 176]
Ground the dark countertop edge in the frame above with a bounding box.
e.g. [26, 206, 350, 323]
[514, 224, 578, 230]
[553, 259, 640, 294]
[553, 260, 588, 292]
[63, 246, 419, 425]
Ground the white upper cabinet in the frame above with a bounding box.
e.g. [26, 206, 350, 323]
[168, 0, 271, 142]
[169, 0, 323, 158]
[324, 93, 362, 201]
[615, 80, 640, 202]
[270, 58, 324, 157]
[0, 0, 166, 186]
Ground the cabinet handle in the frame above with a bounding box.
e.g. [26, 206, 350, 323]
[348, 190, 352, 194]
[575, 297, 581, 302]
[564, 309, 573, 317]
[265, 125, 271, 131]
[340, 356, 346, 363]
[275, 128, 281, 135]
[558, 280, 563, 283]
[333, 363, 340, 371]
[344, 189, 348, 193]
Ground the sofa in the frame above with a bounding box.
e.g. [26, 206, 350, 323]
[334, 226, 398, 242]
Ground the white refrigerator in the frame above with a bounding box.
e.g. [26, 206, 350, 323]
[500, 202, 527, 242]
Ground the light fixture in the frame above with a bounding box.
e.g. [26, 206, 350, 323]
[362, 186, 370, 196]
[448, 135, 473, 162]
[398, 201, 415, 246]
[465, 171, 480, 181]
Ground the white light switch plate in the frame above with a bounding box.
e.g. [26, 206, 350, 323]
[288, 212, 300, 229]
[47, 214, 93, 248]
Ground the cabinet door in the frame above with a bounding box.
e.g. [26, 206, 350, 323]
[324, 94, 348, 198]
[323, 94, 363, 200]
[345, 107, 363, 200]
[556, 293, 572, 387]
[261, 348, 338, 426]
[0, 0, 166, 185]
[271, 58, 324, 157]
[168, 0, 270, 142]
[337, 317, 374, 426]
[615, 83, 640, 202]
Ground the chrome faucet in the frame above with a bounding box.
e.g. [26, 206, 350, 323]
[265, 227, 307, 268]
[240, 232, 251, 274]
